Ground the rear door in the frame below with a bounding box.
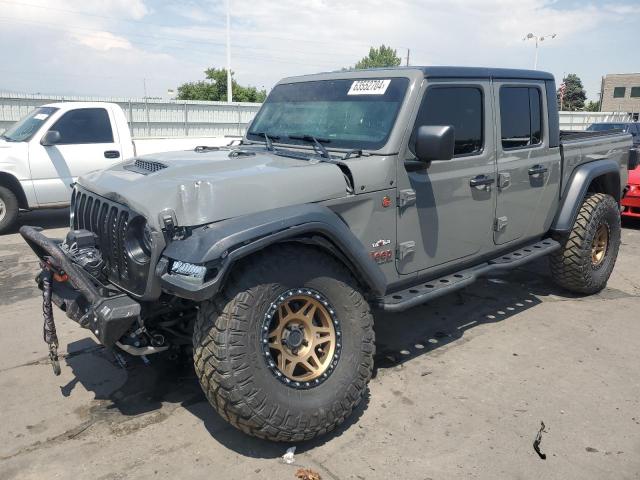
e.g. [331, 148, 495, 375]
[29, 106, 122, 205]
[492, 81, 560, 245]
[396, 80, 497, 274]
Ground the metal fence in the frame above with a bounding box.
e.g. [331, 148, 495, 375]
[558, 111, 633, 131]
[0, 92, 635, 137]
[0, 93, 262, 138]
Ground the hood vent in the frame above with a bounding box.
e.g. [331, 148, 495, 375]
[125, 159, 168, 175]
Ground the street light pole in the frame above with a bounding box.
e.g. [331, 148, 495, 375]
[523, 33, 556, 70]
[226, 0, 232, 103]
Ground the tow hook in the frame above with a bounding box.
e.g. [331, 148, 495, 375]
[41, 265, 61, 376]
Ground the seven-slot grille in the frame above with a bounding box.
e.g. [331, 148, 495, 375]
[71, 187, 130, 282]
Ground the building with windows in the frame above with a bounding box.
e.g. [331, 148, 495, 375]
[600, 73, 640, 117]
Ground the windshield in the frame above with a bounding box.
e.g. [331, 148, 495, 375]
[586, 123, 627, 132]
[247, 78, 409, 150]
[1, 106, 59, 142]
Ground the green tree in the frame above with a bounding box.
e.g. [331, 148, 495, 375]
[177, 68, 267, 103]
[585, 100, 600, 112]
[352, 45, 402, 70]
[557, 73, 587, 111]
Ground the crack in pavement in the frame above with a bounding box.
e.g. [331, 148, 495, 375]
[0, 345, 104, 374]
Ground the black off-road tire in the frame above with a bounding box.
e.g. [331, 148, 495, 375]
[550, 192, 621, 294]
[193, 244, 375, 442]
[0, 186, 19, 235]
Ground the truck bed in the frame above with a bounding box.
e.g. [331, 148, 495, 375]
[559, 131, 631, 197]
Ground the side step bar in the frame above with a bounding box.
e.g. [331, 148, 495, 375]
[377, 238, 560, 312]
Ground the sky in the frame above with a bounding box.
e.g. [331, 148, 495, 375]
[0, 0, 638, 101]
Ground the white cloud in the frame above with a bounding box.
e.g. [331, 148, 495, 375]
[70, 31, 132, 51]
[0, 0, 636, 99]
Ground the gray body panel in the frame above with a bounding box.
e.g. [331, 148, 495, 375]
[71, 66, 631, 302]
[395, 78, 497, 275]
[492, 78, 560, 245]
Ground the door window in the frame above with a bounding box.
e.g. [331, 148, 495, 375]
[499, 87, 543, 149]
[51, 108, 113, 144]
[410, 87, 483, 157]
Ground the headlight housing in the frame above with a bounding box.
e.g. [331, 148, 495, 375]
[125, 217, 153, 263]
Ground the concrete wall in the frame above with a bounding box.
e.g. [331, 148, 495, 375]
[558, 111, 633, 131]
[0, 93, 262, 138]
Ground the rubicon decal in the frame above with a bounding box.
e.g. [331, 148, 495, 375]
[372, 239, 391, 248]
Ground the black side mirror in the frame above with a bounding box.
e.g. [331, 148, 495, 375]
[415, 125, 455, 162]
[629, 148, 639, 171]
[41, 130, 61, 146]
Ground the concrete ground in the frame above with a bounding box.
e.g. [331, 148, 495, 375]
[1, 209, 639, 480]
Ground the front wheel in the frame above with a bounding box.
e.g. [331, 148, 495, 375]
[0, 186, 19, 235]
[550, 192, 621, 294]
[193, 245, 375, 442]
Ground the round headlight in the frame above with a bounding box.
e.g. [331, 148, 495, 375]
[142, 223, 153, 254]
[125, 217, 152, 263]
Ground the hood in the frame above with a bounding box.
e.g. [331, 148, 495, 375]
[78, 148, 351, 228]
[0, 138, 23, 151]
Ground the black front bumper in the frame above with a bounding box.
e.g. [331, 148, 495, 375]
[20, 226, 141, 348]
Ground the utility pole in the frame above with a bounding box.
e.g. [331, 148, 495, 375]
[406, 48, 410, 67]
[226, 0, 232, 103]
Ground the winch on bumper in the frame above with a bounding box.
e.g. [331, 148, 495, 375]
[19, 225, 141, 348]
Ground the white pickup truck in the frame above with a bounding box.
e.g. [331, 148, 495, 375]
[0, 102, 234, 233]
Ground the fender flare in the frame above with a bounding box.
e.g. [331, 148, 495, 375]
[551, 159, 621, 234]
[159, 204, 387, 300]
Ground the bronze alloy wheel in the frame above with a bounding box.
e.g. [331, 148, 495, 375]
[591, 224, 609, 266]
[262, 288, 341, 388]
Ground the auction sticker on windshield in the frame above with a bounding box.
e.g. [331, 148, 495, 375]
[348, 79, 391, 95]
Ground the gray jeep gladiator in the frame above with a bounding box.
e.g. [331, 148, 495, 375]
[21, 67, 635, 442]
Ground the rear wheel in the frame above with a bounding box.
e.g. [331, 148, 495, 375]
[550, 193, 621, 294]
[193, 245, 375, 441]
[0, 186, 19, 235]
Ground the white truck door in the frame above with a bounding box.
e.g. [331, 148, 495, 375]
[29, 106, 122, 205]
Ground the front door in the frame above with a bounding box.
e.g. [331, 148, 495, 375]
[396, 81, 497, 274]
[492, 82, 560, 245]
[29, 106, 122, 205]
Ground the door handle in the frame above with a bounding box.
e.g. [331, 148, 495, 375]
[528, 164, 548, 176]
[104, 150, 120, 159]
[469, 175, 495, 190]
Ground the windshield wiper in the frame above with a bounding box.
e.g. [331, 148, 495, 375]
[248, 131, 280, 151]
[341, 149, 372, 160]
[288, 134, 331, 159]
[0, 134, 15, 142]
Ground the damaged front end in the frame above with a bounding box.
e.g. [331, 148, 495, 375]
[21, 226, 142, 356]
[19, 189, 197, 374]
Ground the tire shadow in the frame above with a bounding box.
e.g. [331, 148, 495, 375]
[57, 257, 631, 458]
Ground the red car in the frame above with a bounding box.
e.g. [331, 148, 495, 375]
[622, 166, 640, 218]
